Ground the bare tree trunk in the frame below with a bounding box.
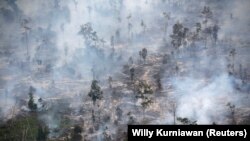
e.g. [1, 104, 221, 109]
[173, 110, 176, 125]
[171, 102, 177, 125]
[204, 19, 207, 49]
[232, 56, 235, 74]
[143, 107, 145, 122]
[204, 36, 207, 49]
[25, 31, 30, 61]
[25, 116, 31, 140]
[163, 23, 167, 40]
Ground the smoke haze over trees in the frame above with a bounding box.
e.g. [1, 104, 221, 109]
[0, 0, 250, 140]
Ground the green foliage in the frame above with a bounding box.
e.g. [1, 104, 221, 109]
[59, 116, 72, 130]
[0, 115, 47, 141]
[141, 97, 153, 109]
[196, 22, 201, 33]
[162, 54, 170, 64]
[229, 48, 236, 57]
[135, 80, 153, 98]
[37, 124, 49, 141]
[28, 86, 37, 112]
[71, 125, 82, 141]
[130, 68, 135, 81]
[108, 76, 113, 88]
[135, 80, 154, 113]
[227, 102, 236, 124]
[141, 48, 147, 62]
[103, 127, 111, 141]
[177, 117, 197, 125]
[201, 6, 213, 22]
[79, 23, 99, 47]
[140, 118, 152, 125]
[170, 22, 184, 49]
[88, 80, 103, 105]
[212, 24, 219, 42]
[73, 125, 82, 134]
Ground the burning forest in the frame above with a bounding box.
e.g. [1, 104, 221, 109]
[0, 0, 250, 141]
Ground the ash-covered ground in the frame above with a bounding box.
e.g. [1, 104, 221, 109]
[0, 0, 250, 141]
